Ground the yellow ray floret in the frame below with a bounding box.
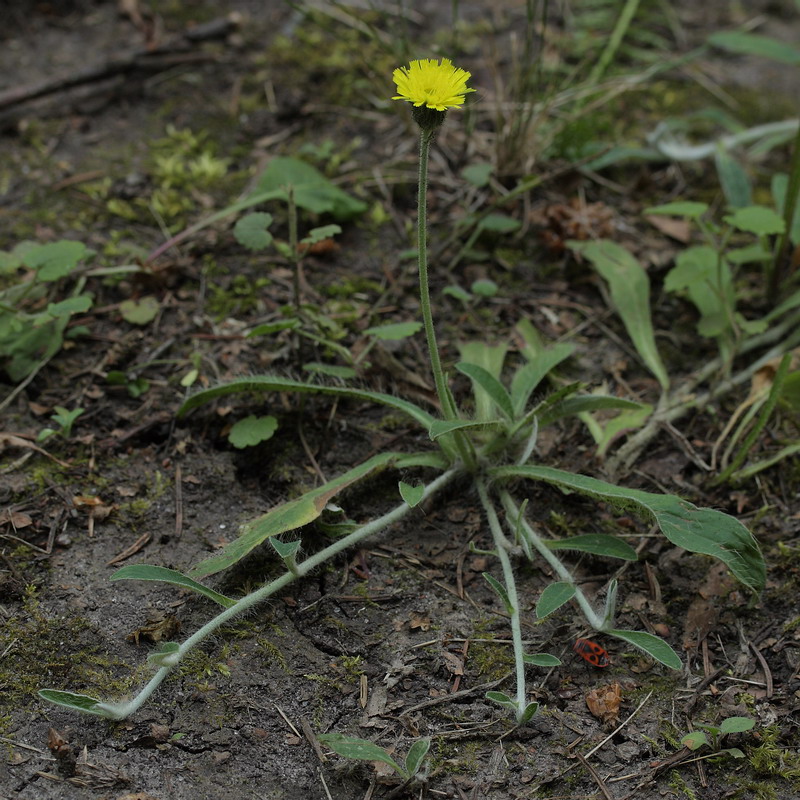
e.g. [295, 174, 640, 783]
[392, 58, 475, 111]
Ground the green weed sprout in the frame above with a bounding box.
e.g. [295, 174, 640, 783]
[682, 716, 755, 761]
[40, 60, 765, 732]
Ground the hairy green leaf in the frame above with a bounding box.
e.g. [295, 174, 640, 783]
[318, 734, 406, 777]
[536, 581, 576, 618]
[188, 452, 407, 578]
[179, 376, 434, 431]
[234, 212, 274, 250]
[490, 465, 765, 592]
[456, 361, 514, 420]
[109, 564, 236, 607]
[569, 240, 669, 390]
[606, 629, 681, 669]
[228, 415, 279, 449]
[546, 534, 638, 561]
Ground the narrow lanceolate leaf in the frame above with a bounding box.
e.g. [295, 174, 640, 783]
[522, 653, 562, 667]
[405, 738, 431, 777]
[490, 465, 765, 592]
[606, 629, 682, 670]
[546, 534, 638, 561]
[568, 240, 669, 391]
[456, 361, 514, 420]
[428, 419, 505, 441]
[178, 376, 434, 431]
[535, 581, 576, 618]
[109, 564, 236, 608]
[38, 690, 109, 717]
[538, 395, 644, 426]
[483, 572, 514, 615]
[188, 452, 404, 578]
[510, 343, 576, 416]
[318, 734, 406, 778]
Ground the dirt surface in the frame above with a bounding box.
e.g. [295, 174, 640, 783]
[2, 2, 800, 799]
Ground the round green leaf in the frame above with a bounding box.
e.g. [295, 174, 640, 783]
[234, 212, 274, 250]
[228, 415, 278, 449]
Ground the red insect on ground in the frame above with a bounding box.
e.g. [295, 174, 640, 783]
[573, 638, 610, 668]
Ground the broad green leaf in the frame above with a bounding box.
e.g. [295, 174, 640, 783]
[443, 285, 472, 303]
[189, 452, 406, 578]
[234, 212, 274, 250]
[682, 731, 709, 750]
[456, 361, 514, 420]
[120, 296, 159, 326]
[179, 376, 435, 431]
[271, 538, 301, 559]
[479, 214, 521, 233]
[398, 481, 425, 507]
[248, 156, 367, 220]
[539, 395, 643, 426]
[318, 734, 406, 777]
[719, 716, 755, 734]
[485, 690, 515, 708]
[644, 201, 709, 218]
[511, 342, 575, 415]
[461, 162, 493, 187]
[664, 245, 733, 339]
[522, 653, 562, 666]
[546, 534, 638, 561]
[519, 701, 539, 724]
[45, 295, 93, 317]
[569, 240, 669, 390]
[364, 321, 422, 340]
[109, 564, 236, 607]
[715, 149, 751, 209]
[37, 690, 110, 717]
[606, 629, 682, 669]
[471, 279, 498, 297]
[490, 465, 765, 592]
[429, 418, 505, 441]
[724, 206, 785, 236]
[248, 319, 301, 336]
[590, 403, 653, 457]
[708, 31, 800, 65]
[723, 747, 746, 759]
[147, 641, 181, 667]
[25, 240, 88, 281]
[405, 738, 431, 777]
[535, 581, 576, 618]
[458, 341, 508, 421]
[301, 224, 341, 245]
[228, 415, 279, 449]
[726, 244, 771, 265]
[483, 572, 514, 614]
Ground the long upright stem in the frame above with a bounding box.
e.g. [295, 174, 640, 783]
[417, 128, 456, 421]
[416, 128, 476, 470]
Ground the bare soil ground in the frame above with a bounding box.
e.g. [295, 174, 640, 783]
[2, 2, 800, 799]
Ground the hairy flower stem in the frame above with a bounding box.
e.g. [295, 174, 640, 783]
[500, 491, 606, 630]
[477, 480, 528, 721]
[96, 467, 461, 720]
[417, 126, 476, 470]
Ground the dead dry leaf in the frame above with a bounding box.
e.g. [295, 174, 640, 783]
[585, 682, 622, 725]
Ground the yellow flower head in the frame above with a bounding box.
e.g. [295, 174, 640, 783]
[392, 58, 475, 112]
